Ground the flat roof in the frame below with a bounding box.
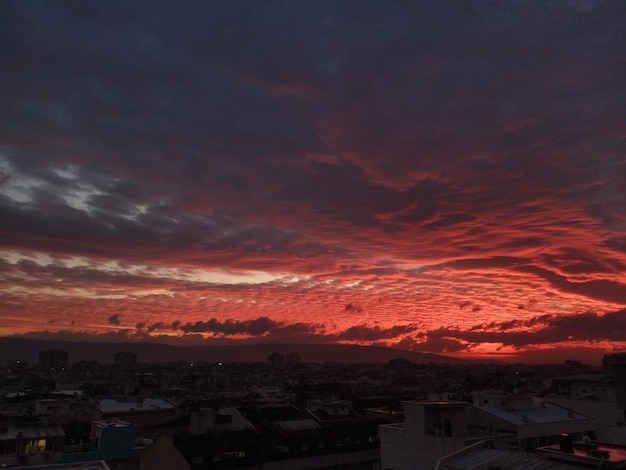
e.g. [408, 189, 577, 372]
[438, 445, 575, 470]
[364, 407, 403, 415]
[402, 400, 468, 409]
[0, 425, 65, 440]
[537, 442, 626, 468]
[92, 418, 132, 428]
[274, 419, 322, 433]
[98, 397, 175, 414]
[51, 390, 83, 396]
[19, 461, 110, 470]
[474, 400, 589, 425]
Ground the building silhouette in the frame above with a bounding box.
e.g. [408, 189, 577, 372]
[267, 352, 284, 368]
[114, 351, 138, 371]
[38, 349, 69, 371]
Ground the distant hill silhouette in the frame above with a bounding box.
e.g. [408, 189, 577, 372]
[0, 337, 466, 365]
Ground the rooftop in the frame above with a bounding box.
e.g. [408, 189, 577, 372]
[475, 399, 589, 426]
[92, 418, 133, 429]
[403, 400, 468, 409]
[0, 424, 65, 440]
[436, 440, 576, 470]
[18, 461, 110, 470]
[537, 441, 626, 469]
[274, 418, 322, 434]
[97, 397, 175, 414]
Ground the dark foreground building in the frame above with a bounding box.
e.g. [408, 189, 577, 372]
[141, 422, 380, 469]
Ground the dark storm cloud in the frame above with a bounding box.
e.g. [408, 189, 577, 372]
[0, 192, 334, 269]
[423, 213, 477, 231]
[1, 1, 325, 174]
[3, 1, 621, 205]
[6, 257, 172, 289]
[401, 336, 469, 354]
[604, 237, 626, 254]
[476, 314, 553, 331]
[269, 322, 321, 337]
[149, 315, 416, 343]
[145, 322, 166, 332]
[344, 303, 362, 314]
[9, 329, 151, 343]
[2, 0, 623, 252]
[335, 324, 418, 342]
[180, 317, 279, 336]
[425, 309, 626, 348]
[427, 256, 626, 305]
[517, 265, 626, 304]
[540, 248, 625, 275]
[9, 318, 416, 347]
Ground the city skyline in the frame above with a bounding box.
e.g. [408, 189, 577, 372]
[1, 1, 625, 364]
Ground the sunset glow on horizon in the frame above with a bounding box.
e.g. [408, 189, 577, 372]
[1, 1, 625, 364]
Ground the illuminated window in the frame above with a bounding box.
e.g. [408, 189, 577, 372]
[24, 439, 46, 453]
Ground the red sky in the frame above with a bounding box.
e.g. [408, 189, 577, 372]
[1, 1, 625, 364]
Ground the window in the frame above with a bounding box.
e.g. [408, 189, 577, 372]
[4, 440, 17, 454]
[24, 439, 46, 454]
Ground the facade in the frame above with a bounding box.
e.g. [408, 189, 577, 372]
[142, 398, 379, 470]
[307, 399, 353, 419]
[467, 392, 596, 451]
[141, 427, 380, 470]
[0, 424, 65, 467]
[189, 407, 255, 434]
[363, 407, 405, 424]
[380, 398, 610, 470]
[35, 396, 99, 427]
[552, 375, 615, 401]
[379, 401, 478, 470]
[62, 419, 144, 465]
[604, 353, 626, 416]
[548, 375, 626, 444]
